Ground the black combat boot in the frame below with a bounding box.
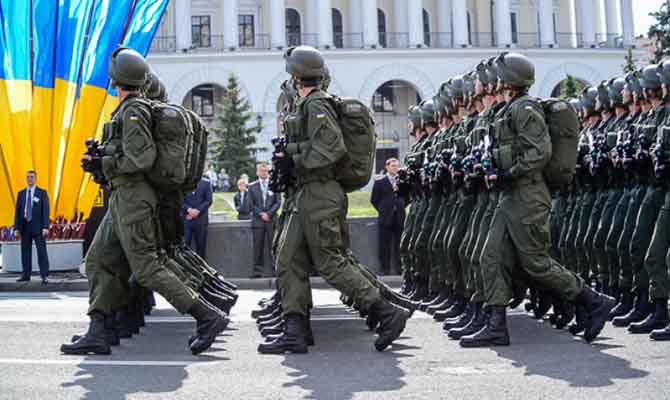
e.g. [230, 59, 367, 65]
[366, 310, 380, 331]
[61, 312, 111, 355]
[252, 301, 281, 320]
[533, 291, 554, 319]
[609, 288, 634, 320]
[188, 299, 230, 355]
[258, 315, 283, 331]
[370, 299, 410, 351]
[258, 313, 308, 354]
[612, 288, 652, 327]
[508, 284, 527, 309]
[575, 286, 616, 342]
[202, 287, 234, 315]
[426, 288, 452, 314]
[71, 314, 120, 346]
[427, 292, 456, 315]
[554, 303, 575, 330]
[418, 291, 441, 312]
[442, 302, 475, 330]
[459, 305, 510, 347]
[384, 290, 419, 315]
[256, 307, 283, 324]
[444, 302, 478, 332]
[436, 296, 467, 322]
[525, 289, 538, 313]
[260, 320, 285, 337]
[116, 308, 135, 339]
[568, 305, 587, 335]
[410, 280, 428, 302]
[449, 303, 487, 339]
[400, 278, 414, 296]
[650, 322, 670, 340]
[628, 299, 669, 334]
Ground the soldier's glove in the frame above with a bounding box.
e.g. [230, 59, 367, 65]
[81, 155, 103, 174]
[487, 169, 514, 189]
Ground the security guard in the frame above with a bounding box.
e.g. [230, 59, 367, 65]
[460, 52, 614, 347]
[61, 48, 228, 356]
[258, 46, 409, 354]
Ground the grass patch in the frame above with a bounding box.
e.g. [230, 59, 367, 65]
[210, 190, 378, 219]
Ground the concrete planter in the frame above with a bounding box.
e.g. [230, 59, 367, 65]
[0, 240, 84, 273]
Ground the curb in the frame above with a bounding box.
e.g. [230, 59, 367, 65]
[0, 275, 403, 292]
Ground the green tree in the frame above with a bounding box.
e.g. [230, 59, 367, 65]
[623, 48, 637, 73]
[560, 74, 582, 99]
[211, 74, 264, 182]
[648, 0, 670, 63]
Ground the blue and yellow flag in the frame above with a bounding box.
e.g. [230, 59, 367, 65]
[0, 0, 168, 226]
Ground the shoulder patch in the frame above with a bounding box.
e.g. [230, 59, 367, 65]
[128, 115, 139, 122]
[550, 102, 568, 112]
[314, 111, 326, 119]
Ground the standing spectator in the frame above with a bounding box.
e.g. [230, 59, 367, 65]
[370, 158, 405, 275]
[248, 162, 281, 278]
[13, 170, 51, 284]
[234, 179, 252, 220]
[219, 168, 231, 192]
[182, 175, 213, 258]
[206, 165, 218, 192]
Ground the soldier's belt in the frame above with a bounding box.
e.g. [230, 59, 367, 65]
[296, 172, 335, 186]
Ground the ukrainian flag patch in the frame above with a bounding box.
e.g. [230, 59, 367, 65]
[314, 112, 326, 119]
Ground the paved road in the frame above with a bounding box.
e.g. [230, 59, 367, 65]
[0, 290, 667, 400]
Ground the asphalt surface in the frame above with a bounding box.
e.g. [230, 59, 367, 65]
[0, 290, 668, 400]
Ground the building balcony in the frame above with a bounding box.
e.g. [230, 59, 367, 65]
[150, 31, 627, 54]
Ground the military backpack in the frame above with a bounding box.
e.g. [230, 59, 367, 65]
[130, 99, 208, 193]
[541, 98, 580, 187]
[327, 95, 377, 192]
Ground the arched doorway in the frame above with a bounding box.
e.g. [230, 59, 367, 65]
[182, 83, 226, 124]
[551, 76, 589, 98]
[371, 80, 422, 171]
[286, 8, 301, 46]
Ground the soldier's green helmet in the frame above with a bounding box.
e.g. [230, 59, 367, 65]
[607, 78, 626, 107]
[109, 47, 149, 88]
[321, 65, 332, 90]
[625, 71, 643, 96]
[475, 60, 491, 85]
[284, 46, 325, 82]
[639, 64, 661, 89]
[568, 98, 583, 115]
[656, 60, 670, 85]
[408, 105, 422, 127]
[579, 86, 598, 114]
[494, 52, 535, 88]
[145, 71, 167, 101]
[419, 99, 438, 126]
[596, 80, 611, 111]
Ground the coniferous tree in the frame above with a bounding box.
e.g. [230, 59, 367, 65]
[211, 74, 264, 182]
[623, 48, 637, 73]
[561, 74, 581, 99]
[648, 0, 670, 63]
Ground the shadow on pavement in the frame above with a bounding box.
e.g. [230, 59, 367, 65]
[281, 318, 415, 400]
[492, 313, 649, 387]
[60, 322, 228, 399]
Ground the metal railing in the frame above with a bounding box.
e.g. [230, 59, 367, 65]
[378, 32, 409, 49]
[239, 33, 271, 50]
[333, 32, 364, 49]
[286, 33, 319, 47]
[427, 32, 453, 48]
[150, 36, 176, 53]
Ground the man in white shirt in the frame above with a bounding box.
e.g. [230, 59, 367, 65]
[248, 163, 281, 278]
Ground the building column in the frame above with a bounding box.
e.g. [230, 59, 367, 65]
[452, 0, 469, 47]
[408, 0, 424, 47]
[315, 0, 334, 48]
[270, 0, 286, 49]
[604, 0, 620, 46]
[578, 0, 597, 48]
[349, 0, 363, 47]
[175, 0, 192, 52]
[362, 0, 379, 48]
[538, 0, 555, 47]
[495, 0, 512, 48]
[436, 0, 452, 48]
[620, 0, 635, 47]
[394, 0, 408, 37]
[223, 0, 239, 50]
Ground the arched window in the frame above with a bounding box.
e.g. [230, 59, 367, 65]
[423, 9, 430, 47]
[466, 11, 472, 46]
[286, 8, 301, 46]
[332, 8, 343, 48]
[377, 9, 387, 47]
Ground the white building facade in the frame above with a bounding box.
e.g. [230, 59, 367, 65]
[149, 0, 640, 167]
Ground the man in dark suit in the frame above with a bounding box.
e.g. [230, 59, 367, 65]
[13, 170, 51, 284]
[234, 179, 252, 220]
[182, 176, 213, 257]
[248, 163, 281, 278]
[371, 158, 405, 275]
